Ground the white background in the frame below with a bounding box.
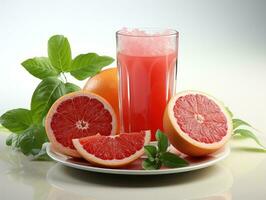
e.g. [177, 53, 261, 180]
[0, 0, 265, 132]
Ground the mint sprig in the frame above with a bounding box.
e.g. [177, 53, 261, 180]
[142, 130, 189, 170]
[0, 34, 114, 158]
[227, 107, 266, 149]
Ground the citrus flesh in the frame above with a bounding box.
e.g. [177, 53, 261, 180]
[83, 68, 120, 131]
[73, 130, 151, 167]
[163, 90, 232, 156]
[45, 91, 117, 157]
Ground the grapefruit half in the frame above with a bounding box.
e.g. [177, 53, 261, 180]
[163, 90, 232, 156]
[73, 130, 151, 167]
[45, 91, 117, 157]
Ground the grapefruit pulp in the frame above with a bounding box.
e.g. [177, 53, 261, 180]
[73, 130, 151, 167]
[83, 68, 120, 131]
[163, 90, 232, 156]
[45, 91, 117, 157]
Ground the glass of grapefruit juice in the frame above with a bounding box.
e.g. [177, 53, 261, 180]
[116, 28, 178, 140]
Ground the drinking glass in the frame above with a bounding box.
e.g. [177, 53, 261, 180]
[116, 28, 178, 140]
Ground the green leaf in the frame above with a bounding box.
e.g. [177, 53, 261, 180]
[15, 125, 48, 155]
[156, 130, 169, 153]
[48, 35, 72, 72]
[233, 129, 266, 149]
[225, 107, 233, 118]
[142, 158, 161, 170]
[160, 152, 188, 168]
[0, 108, 32, 133]
[233, 119, 251, 130]
[144, 145, 157, 161]
[31, 77, 66, 123]
[70, 53, 114, 80]
[32, 144, 52, 161]
[64, 82, 81, 93]
[21, 57, 59, 79]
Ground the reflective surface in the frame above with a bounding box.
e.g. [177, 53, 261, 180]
[1, 132, 266, 200]
[46, 143, 230, 175]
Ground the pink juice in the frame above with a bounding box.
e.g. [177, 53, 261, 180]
[118, 52, 177, 140]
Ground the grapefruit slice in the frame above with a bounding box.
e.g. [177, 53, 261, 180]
[45, 91, 117, 157]
[163, 90, 232, 156]
[72, 130, 151, 168]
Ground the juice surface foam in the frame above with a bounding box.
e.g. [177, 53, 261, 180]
[117, 28, 177, 56]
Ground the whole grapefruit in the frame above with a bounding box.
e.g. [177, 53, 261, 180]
[163, 90, 232, 156]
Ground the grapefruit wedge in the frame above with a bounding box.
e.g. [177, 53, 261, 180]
[73, 130, 151, 168]
[45, 91, 117, 157]
[163, 91, 232, 156]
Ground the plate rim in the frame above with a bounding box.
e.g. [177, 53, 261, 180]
[46, 143, 230, 175]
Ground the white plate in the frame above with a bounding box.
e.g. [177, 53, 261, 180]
[46, 143, 230, 175]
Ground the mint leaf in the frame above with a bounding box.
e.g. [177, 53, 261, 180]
[0, 108, 32, 133]
[21, 57, 59, 79]
[144, 145, 157, 161]
[64, 82, 81, 93]
[156, 130, 169, 153]
[15, 125, 48, 155]
[6, 125, 48, 156]
[233, 119, 251, 130]
[234, 129, 266, 149]
[70, 53, 114, 80]
[142, 158, 161, 170]
[160, 152, 188, 168]
[225, 107, 233, 118]
[48, 35, 72, 72]
[31, 77, 66, 123]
